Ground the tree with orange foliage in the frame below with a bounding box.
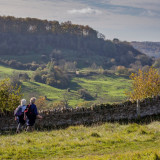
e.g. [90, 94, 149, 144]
[35, 96, 46, 110]
[127, 67, 160, 116]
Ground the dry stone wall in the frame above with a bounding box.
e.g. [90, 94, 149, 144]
[0, 98, 160, 131]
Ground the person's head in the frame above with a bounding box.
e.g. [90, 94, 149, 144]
[21, 99, 26, 106]
[30, 97, 36, 104]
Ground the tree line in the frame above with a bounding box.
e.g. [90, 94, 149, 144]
[0, 16, 97, 37]
[0, 16, 153, 68]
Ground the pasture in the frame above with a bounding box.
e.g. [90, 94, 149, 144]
[0, 65, 131, 108]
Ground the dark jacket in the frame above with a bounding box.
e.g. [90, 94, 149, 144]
[26, 103, 38, 126]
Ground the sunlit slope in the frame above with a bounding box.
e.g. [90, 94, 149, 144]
[0, 65, 131, 107]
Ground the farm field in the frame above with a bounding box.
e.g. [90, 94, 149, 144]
[0, 122, 160, 160]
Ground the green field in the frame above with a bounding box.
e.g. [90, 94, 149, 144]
[0, 122, 160, 160]
[71, 75, 131, 103]
[0, 65, 33, 79]
[0, 65, 131, 108]
[21, 74, 131, 108]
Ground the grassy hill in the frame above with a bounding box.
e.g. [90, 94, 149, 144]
[0, 122, 160, 159]
[0, 65, 131, 108]
[0, 65, 33, 79]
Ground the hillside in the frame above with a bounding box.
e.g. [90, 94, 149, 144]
[0, 16, 153, 69]
[131, 41, 160, 58]
[0, 16, 154, 107]
[0, 65, 131, 108]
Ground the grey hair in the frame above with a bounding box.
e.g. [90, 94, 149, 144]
[21, 99, 26, 106]
[30, 97, 36, 104]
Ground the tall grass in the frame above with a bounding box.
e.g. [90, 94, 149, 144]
[0, 122, 160, 159]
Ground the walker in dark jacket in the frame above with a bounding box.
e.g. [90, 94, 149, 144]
[26, 103, 38, 126]
[24, 97, 42, 131]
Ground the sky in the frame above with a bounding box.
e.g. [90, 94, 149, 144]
[0, 0, 160, 42]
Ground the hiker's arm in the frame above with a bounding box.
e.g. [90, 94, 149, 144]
[36, 115, 43, 119]
[24, 112, 27, 120]
[34, 105, 42, 119]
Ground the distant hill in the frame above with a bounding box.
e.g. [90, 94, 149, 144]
[131, 41, 160, 58]
[0, 16, 153, 69]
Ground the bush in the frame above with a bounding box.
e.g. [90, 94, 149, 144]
[78, 89, 94, 100]
[0, 79, 22, 113]
[32, 63, 70, 88]
[35, 96, 46, 109]
[19, 73, 30, 81]
[116, 65, 129, 75]
[77, 101, 93, 108]
[0, 58, 41, 70]
[51, 101, 66, 109]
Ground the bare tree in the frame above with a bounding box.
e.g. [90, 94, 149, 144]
[59, 90, 73, 108]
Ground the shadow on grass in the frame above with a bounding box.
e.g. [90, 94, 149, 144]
[27, 81, 41, 86]
[68, 81, 82, 91]
[106, 73, 130, 80]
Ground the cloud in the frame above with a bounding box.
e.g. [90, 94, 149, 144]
[68, 7, 102, 15]
[141, 10, 157, 17]
[72, 0, 160, 18]
[109, 0, 160, 12]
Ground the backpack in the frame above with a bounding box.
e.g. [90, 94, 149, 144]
[14, 106, 23, 117]
[24, 104, 36, 118]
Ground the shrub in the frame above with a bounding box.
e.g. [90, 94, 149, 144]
[35, 96, 46, 110]
[0, 78, 22, 113]
[51, 101, 66, 109]
[78, 89, 94, 100]
[33, 63, 70, 88]
[77, 101, 93, 108]
[116, 65, 129, 75]
[19, 73, 30, 81]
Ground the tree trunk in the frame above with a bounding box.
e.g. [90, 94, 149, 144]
[136, 99, 140, 117]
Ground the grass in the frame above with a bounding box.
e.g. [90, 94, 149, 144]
[21, 81, 66, 106]
[0, 65, 131, 107]
[21, 74, 131, 108]
[0, 65, 33, 79]
[0, 121, 160, 159]
[70, 74, 131, 103]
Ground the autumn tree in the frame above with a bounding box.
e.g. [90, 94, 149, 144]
[116, 65, 128, 75]
[35, 96, 46, 110]
[0, 79, 22, 114]
[127, 67, 160, 116]
[51, 101, 66, 109]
